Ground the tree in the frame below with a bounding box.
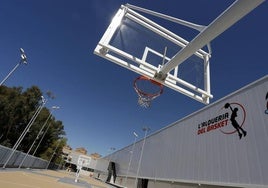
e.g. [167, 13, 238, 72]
[39, 137, 67, 162]
[0, 85, 66, 160]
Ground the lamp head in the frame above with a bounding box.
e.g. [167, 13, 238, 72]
[20, 48, 27, 64]
[133, 132, 138, 137]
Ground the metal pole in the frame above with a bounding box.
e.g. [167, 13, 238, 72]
[2, 96, 46, 169]
[125, 4, 205, 31]
[12, 104, 42, 151]
[32, 106, 59, 157]
[158, 0, 265, 77]
[125, 132, 138, 186]
[19, 106, 59, 169]
[135, 127, 150, 188]
[32, 122, 50, 157]
[46, 139, 61, 169]
[0, 48, 27, 86]
[15, 96, 46, 150]
[57, 155, 64, 170]
[31, 108, 59, 167]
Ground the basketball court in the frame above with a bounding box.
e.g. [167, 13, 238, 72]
[0, 169, 113, 188]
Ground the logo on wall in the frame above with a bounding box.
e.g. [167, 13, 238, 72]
[265, 92, 268, 114]
[197, 102, 247, 139]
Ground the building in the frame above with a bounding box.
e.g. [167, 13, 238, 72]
[62, 146, 104, 176]
[75, 147, 87, 155]
[90, 152, 102, 159]
[102, 75, 268, 188]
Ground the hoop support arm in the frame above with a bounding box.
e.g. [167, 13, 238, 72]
[125, 3, 206, 32]
[156, 0, 265, 80]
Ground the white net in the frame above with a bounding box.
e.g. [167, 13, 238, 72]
[134, 76, 163, 108]
[138, 96, 151, 108]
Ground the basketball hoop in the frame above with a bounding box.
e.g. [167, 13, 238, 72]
[133, 76, 164, 108]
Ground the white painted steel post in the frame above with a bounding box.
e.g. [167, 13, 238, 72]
[2, 96, 46, 169]
[158, 0, 265, 78]
[19, 106, 60, 169]
[94, 7, 126, 55]
[31, 106, 60, 157]
[125, 4, 206, 32]
[125, 132, 138, 186]
[135, 127, 150, 188]
[32, 122, 51, 156]
[0, 48, 27, 86]
[46, 139, 61, 169]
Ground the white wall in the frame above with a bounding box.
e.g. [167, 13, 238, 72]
[110, 76, 268, 187]
[95, 158, 109, 172]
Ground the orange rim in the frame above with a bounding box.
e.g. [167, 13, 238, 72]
[133, 76, 163, 97]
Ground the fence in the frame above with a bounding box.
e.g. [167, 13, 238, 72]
[0, 144, 56, 169]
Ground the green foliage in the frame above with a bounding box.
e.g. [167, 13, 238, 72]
[0, 85, 66, 162]
[40, 138, 67, 162]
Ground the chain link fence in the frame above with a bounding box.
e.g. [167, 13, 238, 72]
[0, 145, 56, 169]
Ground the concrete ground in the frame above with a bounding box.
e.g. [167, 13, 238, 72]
[0, 169, 111, 188]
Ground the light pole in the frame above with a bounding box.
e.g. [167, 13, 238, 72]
[18, 106, 60, 169]
[135, 127, 150, 188]
[125, 131, 138, 186]
[0, 48, 27, 86]
[46, 138, 62, 169]
[2, 96, 46, 169]
[32, 106, 60, 157]
[57, 154, 65, 170]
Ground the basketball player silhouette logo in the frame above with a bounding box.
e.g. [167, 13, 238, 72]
[224, 103, 247, 139]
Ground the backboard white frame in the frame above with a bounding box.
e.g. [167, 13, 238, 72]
[94, 0, 265, 104]
[94, 5, 212, 104]
[77, 155, 91, 169]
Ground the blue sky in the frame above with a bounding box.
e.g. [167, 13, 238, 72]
[0, 0, 267, 157]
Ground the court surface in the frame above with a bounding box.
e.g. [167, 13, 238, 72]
[0, 169, 111, 188]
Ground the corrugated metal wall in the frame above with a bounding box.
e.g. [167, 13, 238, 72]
[110, 75, 268, 187]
